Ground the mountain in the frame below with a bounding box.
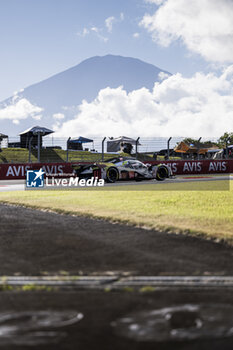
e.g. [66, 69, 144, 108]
[0, 55, 171, 136]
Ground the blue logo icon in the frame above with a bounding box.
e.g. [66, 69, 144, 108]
[26, 169, 45, 188]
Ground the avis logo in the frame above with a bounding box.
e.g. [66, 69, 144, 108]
[26, 169, 45, 188]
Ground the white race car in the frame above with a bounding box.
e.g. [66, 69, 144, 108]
[73, 157, 173, 183]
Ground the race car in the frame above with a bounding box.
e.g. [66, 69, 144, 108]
[72, 157, 173, 183]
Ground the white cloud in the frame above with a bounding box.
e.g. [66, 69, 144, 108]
[77, 27, 89, 37]
[97, 34, 108, 43]
[54, 67, 233, 138]
[77, 26, 108, 42]
[158, 71, 170, 81]
[78, 13, 124, 41]
[90, 26, 109, 42]
[0, 98, 43, 122]
[32, 115, 42, 120]
[91, 26, 99, 33]
[105, 13, 124, 33]
[133, 32, 140, 38]
[145, 0, 165, 4]
[105, 16, 115, 33]
[13, 88, 24, 96]
[140, 0, 233, 63]
[53, 113, 65, 120]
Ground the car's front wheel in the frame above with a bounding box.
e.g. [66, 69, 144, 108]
[156, 165, 169, 181]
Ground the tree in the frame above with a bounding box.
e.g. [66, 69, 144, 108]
[217, 132, 233, 148]
[181, 138, 218, 148]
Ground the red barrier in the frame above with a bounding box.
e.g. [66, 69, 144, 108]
[0, 163, 73, 180]
[0, 160, 232, 180]
[147, 160, 233, 175]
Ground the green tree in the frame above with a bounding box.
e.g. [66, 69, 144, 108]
[217, 132, 233, 148]
[182, 138, 218, 148]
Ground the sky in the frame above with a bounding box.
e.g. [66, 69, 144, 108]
[0, 0, 217, 101]
[0, 0, 233, 138]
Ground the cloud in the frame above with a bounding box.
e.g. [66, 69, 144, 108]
[133, 32, 140, 38]
[105, 13, 125, 33]
[77, 13, 124, 41]
[140, 0, 233, 63]
[96, 34, 108, 43]
[32, 115, 42, 121]
[90, 26, 99, 33]
[54, 67, 233, 138]
[158, 71, 170, 81]
[13, 88, 24, 96]
[77, 26, 108, 42]
[105, 16, 115, 33]
[145, 0, 165, 4]
[53, 113, 65, 120]
[77, 27, 89, 37]
[0, 98, 43, 124]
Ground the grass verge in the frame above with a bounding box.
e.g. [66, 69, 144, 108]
[0, 147, 169, 163]
[0, 148, 121, 163]
[0, 180, 233, 244]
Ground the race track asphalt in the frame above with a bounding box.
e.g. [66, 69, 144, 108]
[0, 203, 232, 276]
[0, 289, 233, 350]
[0, 174, 232, 191]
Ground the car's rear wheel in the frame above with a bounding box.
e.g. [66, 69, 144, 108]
[106, 167, 119, 183]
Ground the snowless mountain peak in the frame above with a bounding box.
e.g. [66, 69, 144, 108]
[0, 55, 171, 136]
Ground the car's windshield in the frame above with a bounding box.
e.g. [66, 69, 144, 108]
[125, 160, 147, 169]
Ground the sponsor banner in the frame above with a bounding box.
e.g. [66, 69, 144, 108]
[147, 160, 233, 175]
[0, 163, 73, 180]
[0, 160, 232, 180]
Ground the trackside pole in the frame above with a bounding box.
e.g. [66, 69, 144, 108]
[102, 137, 106, 161]
[225, 137, 230, 159]
[37, 133, 40, 163]
[66, 137, 71, 162]
[167, 137, 172, 160]
[197, 137, 202, 160]
[28, 136, 33, 163]
[136, 137, 140, 159]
